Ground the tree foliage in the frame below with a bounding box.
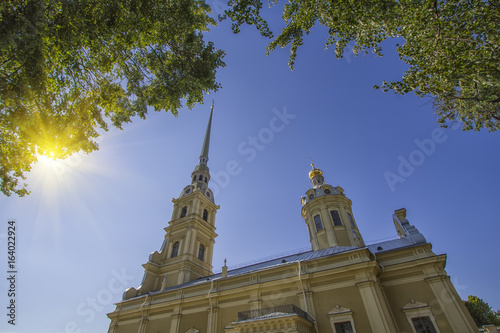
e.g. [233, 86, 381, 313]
[0, 0, 225, 196]
[464, 295, 500, 327]
[222, 0, 500, 131]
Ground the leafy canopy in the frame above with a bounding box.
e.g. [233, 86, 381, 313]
[222, 0, 500, 131]
[463, 295, 500, 327]
[0, 0, 225, 196]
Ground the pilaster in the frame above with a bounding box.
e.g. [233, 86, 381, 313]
[425, 275, 477, 332]
[184, 227, 194, 254]
[356, 280, 397, 332]
[189, 227, 198, 255]
[107, 321, 118, 333]
[297, 290, 316, 320]
[169, 313, 182, 333]
[207, 306, 219, 333]
[249, 288, 262, 310]
[138, 318, 149, 333]
[321, 207, 338, 246]
[207, 238, 215, 266]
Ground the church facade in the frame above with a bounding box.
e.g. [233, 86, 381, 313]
[107, 107, 477, 333]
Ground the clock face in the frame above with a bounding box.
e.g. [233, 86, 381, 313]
[309, 194, 314, 200]
[324, 189, 331, 194]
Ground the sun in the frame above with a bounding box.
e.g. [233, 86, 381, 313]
[36, 151, 65, 169]
[33, 148, 80, 184]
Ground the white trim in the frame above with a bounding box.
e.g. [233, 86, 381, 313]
[329, 305, 357, 333]
[402, 300, 440, 333]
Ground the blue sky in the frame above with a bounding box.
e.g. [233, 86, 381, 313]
[1, 5, 499, 333]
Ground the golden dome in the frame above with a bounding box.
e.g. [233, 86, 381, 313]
[309, 163, 323, 179]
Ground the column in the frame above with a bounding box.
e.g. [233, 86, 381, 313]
[169, 313, 182, 333]
[138, 318, 149, 333]
[297, 291, 316, 318]
[189, 227, 198, 255]
[193, 197, 200, 216]
[320, 208, 337, 246]
[309, 218, 320, 250]
[425, 275, 476, 332]
[107, 321, 118, 333]
[184, 228, 193, 254]
[207, 238, 215, 267]
[207, 306, 219, 333]
[159, 232, 170, 256]
[249, 289, 262, 310]
[356, 280, 397, 332]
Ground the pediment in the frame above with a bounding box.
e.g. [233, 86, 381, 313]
[328, 305, 352, 315]
[403, 299, 430, 310]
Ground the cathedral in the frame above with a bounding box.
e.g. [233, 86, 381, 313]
[107, 106, 477, 333]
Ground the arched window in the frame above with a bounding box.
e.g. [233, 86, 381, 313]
[198, 245, 205, 261]
[199, 175, 203, 181]
[171, 242, 179, 258]
[330, 211, 342, 226]
[180, 206, 187, 218]
[314, 214, 323, 231]
[193, 176, 196, 182]
[204, 177, 207, 183]
[203, 209, 208, 222]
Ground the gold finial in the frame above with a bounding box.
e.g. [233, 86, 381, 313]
[211, 99, 214, 109]
[308, 158, 323, 179]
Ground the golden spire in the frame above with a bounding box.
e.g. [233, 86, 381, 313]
[199, 101, 214, 162]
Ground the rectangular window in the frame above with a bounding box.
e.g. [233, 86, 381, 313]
[348, 213, 356, 228]
[411, 316, 437, 333]
[334, 321, 354, 333]
[314, 214, 323, 231]
[330, 211, 342, 226]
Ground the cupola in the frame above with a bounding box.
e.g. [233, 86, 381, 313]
[301, 163, 365, 250]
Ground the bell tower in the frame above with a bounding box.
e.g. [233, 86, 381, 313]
[301, 163, 364, 251]
[124, 104, 219, 299]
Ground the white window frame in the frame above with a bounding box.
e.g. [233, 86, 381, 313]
[402, 300, 440, 333]
[329, 305, 357, 333]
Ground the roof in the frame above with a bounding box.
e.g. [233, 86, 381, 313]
[366, 236, 420, 254]
[142, 236, 424, 298]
